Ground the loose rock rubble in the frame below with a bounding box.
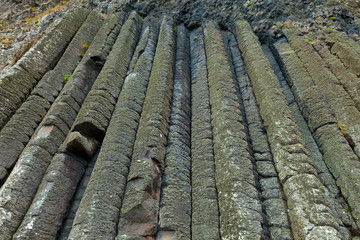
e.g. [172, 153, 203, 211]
[0, 1, 360, 240]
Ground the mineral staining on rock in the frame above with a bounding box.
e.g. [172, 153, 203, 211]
[0, 1, 360, 240]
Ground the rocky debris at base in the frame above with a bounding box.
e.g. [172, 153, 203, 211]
[0, 1, 360, 240]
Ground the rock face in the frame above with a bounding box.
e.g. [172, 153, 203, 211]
[0, 2, 360, 240]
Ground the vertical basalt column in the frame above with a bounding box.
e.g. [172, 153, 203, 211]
[283, 28, 360, 159]
[71, 11, 143, 141]
[235, 20, 341, 239]
[68, 17, 160, 240]
[204, 21, 264, 239]
[235, 19, 342, 239]
[189, 27, 220, 240]
[157, 24, 191, 240]
[264, 42, 357, 239]
[272, 39, 360, 230]
[0, 10, 104, 184]
[0, 8, 90, 129]
[116, 16, 175, 239]
[226, 34, 292, 240]
[12, 153, 87, 240]
[0, 12, 124, 240]
[313, 42, 360, 111]
[324, 30, 360, 76]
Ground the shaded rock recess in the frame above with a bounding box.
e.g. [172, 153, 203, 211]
[0, 4, 360, 240]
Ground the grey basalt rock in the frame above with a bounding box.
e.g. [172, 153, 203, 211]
[273, 35, 360, 229]
[0, 8, 89, 130]
[283, 27, 360, 159]
[204, 21, 263, 239]
[68, 16, 159, 240]
[313, 42, 360, 111]
[0, 9, 122, 239]
[189, 27, 220, 240]
[12, 153, 86, 240]
[0, 67, 36, 129]
[227, 33, 292, 238]
[14, 8, 90, 80]
[157, 24, 191, 239]
[116, 15, 175, 239]
[72, 11, 143, 141]
[234, 19, 341, 239]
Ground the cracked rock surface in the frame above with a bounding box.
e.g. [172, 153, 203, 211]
[1, 1, 360, 240]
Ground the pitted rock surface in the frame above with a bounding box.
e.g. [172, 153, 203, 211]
[0, 1, 360, 240]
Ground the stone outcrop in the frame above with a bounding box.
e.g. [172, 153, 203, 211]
[0, 3, 360, 240]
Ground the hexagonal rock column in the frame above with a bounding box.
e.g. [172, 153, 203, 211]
[272, 39, 360, 232]
[283, 27, 360, 159]
[0, 10, 104, 184]
[157, 24, 191, 239]
[204, 21, 264, 239]
[71, 11, 143, 141]
[68, 16, 159, 240]
[0, 8, 90, 129]
[273, 36, 360, 230]
[234, 19, 342, 239]
[0, 11, 123, 239]
[116, 16, 175, 239]
[189, 27, 220, 240]
[226, 33, 292, 239]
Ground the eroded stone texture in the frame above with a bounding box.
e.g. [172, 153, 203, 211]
[0, 9, 114, 239]
[15, 8, 89, 77]
[205, 21, 263, 239]
[270, 40, 358, 238]
[284, 27, 360, 158]
[68, 16, 159, 240]
[59, 131, 100, 158]
[116, 16, 175, 239]
[72, 11, 142, 140]
[0, 7, 90, 130]
[273, 35, 360, 229]
[313, 42, 360, 111]
[227, 33, 292, 239]
[13, 153, 86, 240]
[314, 124, 360, 228]
[235, 19, 341, 239]
[189, 27, 220, 239]
[157, 24, 191, 239]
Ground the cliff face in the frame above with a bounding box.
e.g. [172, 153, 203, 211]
[0, 1, 360, 240]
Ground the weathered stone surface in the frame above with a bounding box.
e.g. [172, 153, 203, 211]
[13, 153, 86, 240]
[59, 131, 100, 158]
[158, 24, 191, 239]
[314, 42, 360, 111]
[14, 8, 90, 80]
[0, 146, 52, 239]
[205, 21, 263, 239]
[329, 39, 360, 76]
[272, 39, 335, 132]
[314, 124, 360, 228]
[269, 39, 355, 238]
[0, 11, 114, 237]
[189, 27, 220, 240]
[116, 16, 175, 239]
[0, 166, 8, 181]
[235, 19, 341, 239]
[284, 174, 340, 239]
[284, 28, 360, 158]
[57, 152, 97, 240]
[117, 148, 161, 237]
[264, 199, 290, 228]
[256, 161, 277, 177]
[0, 67, 36, 129]
[68, 16, 159, 240]
[72, 11, 143, 140]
